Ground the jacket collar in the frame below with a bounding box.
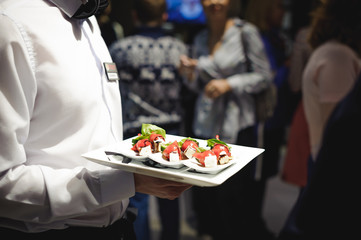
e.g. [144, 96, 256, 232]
[48, 0, 83, 18]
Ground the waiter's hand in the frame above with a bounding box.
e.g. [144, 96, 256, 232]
[134, 174, 192, 200]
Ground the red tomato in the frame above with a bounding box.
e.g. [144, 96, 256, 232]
[162, 141, 181, 160]
[193, 150, 216, 167]
[131, 139, 151, 152]
[212, 144, 231, 159]
[181, 139, 199, 152]
[149, 132, 165, 143]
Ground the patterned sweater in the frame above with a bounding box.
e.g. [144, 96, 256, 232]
[110, 26, 188, 137]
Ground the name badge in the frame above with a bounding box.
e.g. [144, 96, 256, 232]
[103, 62, 119, 81]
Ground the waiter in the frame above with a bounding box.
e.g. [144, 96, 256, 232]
[0, 0, 191, 239]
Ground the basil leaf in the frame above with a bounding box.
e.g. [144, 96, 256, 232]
[206, 138, 231, 150]
[131, 135, 148, 145]
[131, 124, 166, 146]
[141, 123, 166, 138]
[178, 137, 199, 147]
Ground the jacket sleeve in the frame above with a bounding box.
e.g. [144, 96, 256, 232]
[0, 13, 134, 229]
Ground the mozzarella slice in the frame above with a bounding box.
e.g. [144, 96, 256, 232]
[169, 151, 180, 162]
[139, 145, 152, 156]
[184, 145, 197, 159]
[204, 155, 217, 168]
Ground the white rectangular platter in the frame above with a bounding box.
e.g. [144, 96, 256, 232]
[82, 135, 264, 187]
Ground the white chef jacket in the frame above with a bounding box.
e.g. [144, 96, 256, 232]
[0, 0, 135, 232]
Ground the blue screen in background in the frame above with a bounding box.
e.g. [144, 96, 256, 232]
[166, 0, 206, 25]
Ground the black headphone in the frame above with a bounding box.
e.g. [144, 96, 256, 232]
[73, 0, 109, 19]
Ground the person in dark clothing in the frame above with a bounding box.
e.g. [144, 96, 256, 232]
[96, 0, 124, 47]
[109, 1, 189, 239]
[278, 67, 361, 240]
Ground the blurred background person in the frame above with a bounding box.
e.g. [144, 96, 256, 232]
[303, 0, 361, 176]
[110, 0, 189, 239]
[179, 0, 273, 239]
[279, 0, 361, 238]
[244, 0, 295, 238]
[283, 70, 361, 239]
[281, 0, 319, 192]
[96, 0, 124, 47]
[245, 0, 293, 185]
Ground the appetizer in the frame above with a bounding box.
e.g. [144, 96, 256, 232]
[193, 150, 218, 168]
[130, 124, 233, 167]
[179, 138, 200, 159]
[131, 123, 166, 156]
[208, 135, 232, 165]
[211, 143, 232, 165]
[192, 135, 233, 167]
[131, 139, 152, 156]
[149, 132, 165, 153]
[162, 140, 182, 162]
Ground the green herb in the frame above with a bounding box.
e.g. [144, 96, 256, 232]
[160, 142, 171, 151]
[206, 138, 231, 150]
[141, 123, 166, 137]
[197, 147, 207, 153]
[131, 123, 166, 145]
[178, 137, 200, 147]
